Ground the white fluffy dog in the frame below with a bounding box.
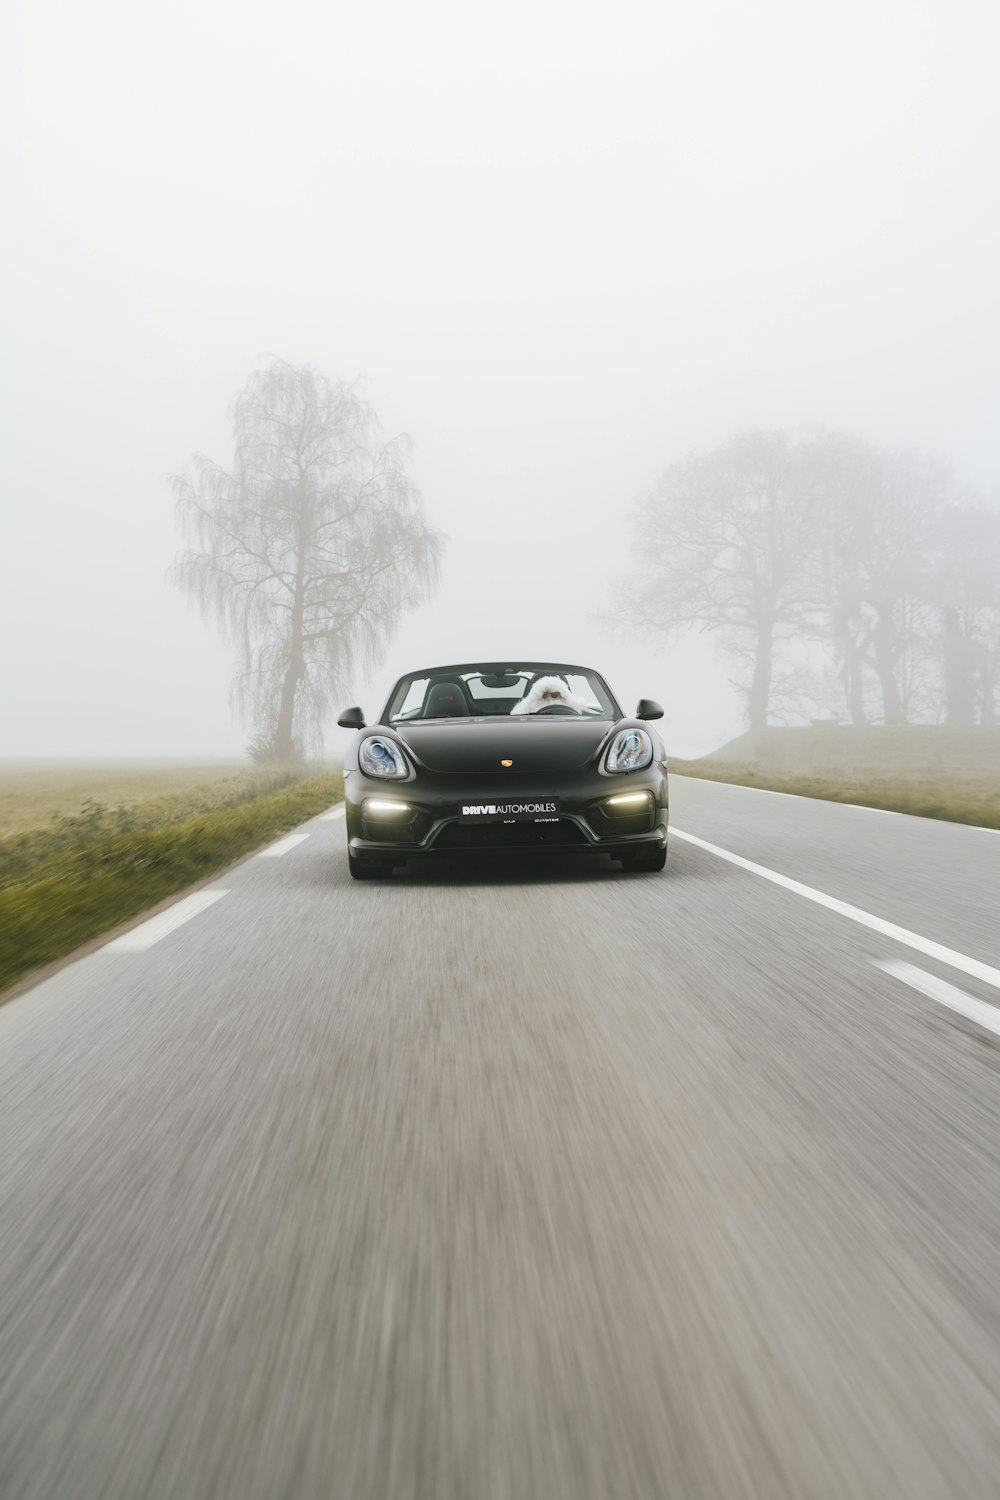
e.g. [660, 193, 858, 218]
[511, 674, 588, 715]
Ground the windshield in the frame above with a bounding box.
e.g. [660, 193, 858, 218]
[386, 664, 619, 723]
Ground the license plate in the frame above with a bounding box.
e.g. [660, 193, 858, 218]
[459, 798, 560, 823]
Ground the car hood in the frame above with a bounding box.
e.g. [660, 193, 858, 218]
[393, 718, 614, 773]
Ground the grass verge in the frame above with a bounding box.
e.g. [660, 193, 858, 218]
[0, 771, 344, 997]
[670, 758, 1000, 831]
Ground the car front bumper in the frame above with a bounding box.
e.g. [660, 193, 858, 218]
[344, 763, 669, 862]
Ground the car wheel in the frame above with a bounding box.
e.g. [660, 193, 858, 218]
[348, 853, 393, 880]
[619, 847, 667, 873]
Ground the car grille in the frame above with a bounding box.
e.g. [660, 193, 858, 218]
[434, 818, 587, 850]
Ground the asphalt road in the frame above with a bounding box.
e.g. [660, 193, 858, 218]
[2, 775, 1000, 1499]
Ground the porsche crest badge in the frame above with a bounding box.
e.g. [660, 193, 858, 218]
[501, 759, 513, 767]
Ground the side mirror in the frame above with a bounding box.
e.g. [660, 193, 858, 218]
[636, 698, 664, 721]
[337, 706, 366, 730]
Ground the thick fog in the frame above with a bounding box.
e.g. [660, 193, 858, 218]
[3, 0, 999, 758]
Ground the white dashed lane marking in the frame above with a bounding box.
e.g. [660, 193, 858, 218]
[876, 960, 1000, 1040]
[257, 833, 310, 858]
[101, 811, 337, 955]
[670, 827, 1000, 993]
[319, 806, 346, 821]
[104, 890, 230, 952]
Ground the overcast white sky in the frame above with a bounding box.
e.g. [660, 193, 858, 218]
[3, 0, 998, 758]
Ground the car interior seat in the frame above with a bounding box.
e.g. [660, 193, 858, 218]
[422, 681, 470, 717]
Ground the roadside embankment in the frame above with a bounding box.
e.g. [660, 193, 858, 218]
[670, 726, 1000, 830]
[0, 768, 344, 996]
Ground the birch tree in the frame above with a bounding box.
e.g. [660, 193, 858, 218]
[172, 359, 442, 761]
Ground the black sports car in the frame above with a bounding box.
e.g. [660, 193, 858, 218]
[337, 662, 668, 879]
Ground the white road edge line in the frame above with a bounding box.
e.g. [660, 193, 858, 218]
[319, 805, 346, 820]
[669, 827, 1000, 993]
[104, 889, 230, 953]
[675, 777, 896, 812]
[674, 777, 1000, 829]
[257, 833, 310, 858]
[875, 960, 1000, 1039]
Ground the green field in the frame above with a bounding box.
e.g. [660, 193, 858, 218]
[0, 759, 249, 837]
[671, 726, 1000, 829]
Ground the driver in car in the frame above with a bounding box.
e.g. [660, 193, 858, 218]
[510, 674, 588, 715]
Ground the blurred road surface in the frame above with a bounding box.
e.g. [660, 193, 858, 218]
[2, 776, 1000, 1499]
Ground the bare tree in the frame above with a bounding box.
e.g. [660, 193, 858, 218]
[623, 430, 824, 731]
[926, 502, 1000, 725]
[811, 431, 882, 724]
[172, 358, 442, 761]
[819, 447, 952, 726]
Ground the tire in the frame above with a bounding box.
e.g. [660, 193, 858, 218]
[619, 846, 667, 873]
[348, 853, 393, 880]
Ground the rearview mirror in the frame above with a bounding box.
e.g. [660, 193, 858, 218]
[337, 706, 366, 729]
[636, 698, 663, 721]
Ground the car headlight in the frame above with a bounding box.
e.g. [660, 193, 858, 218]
[359, 736, 408, 779]
[605, 728, 653, 773]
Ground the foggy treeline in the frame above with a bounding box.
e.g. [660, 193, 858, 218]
[625, 429, 1000, 733]
[170, 364, 1000, 759]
